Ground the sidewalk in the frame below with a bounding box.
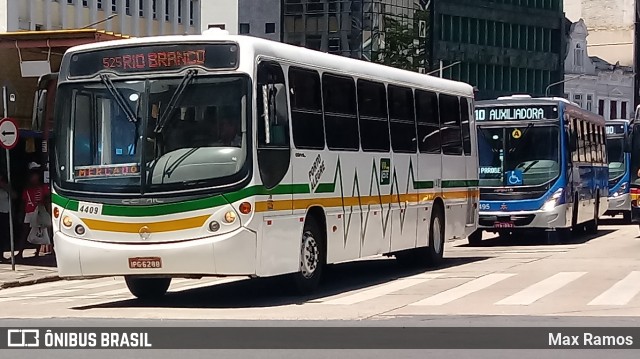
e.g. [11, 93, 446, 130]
[0, 249, 60, 289]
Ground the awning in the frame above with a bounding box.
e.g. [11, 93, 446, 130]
[0, 29, 131, 49]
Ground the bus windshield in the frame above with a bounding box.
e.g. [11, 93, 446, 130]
[607, 136, 626, 181]
[478, 125, 560, 187]
[54, 75, 249, 193]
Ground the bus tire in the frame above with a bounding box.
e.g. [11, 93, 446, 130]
[425, 205, 445, 267]
[468, 230, 483, 245]
[124, 277, 171, 300]
[291, 217, 325, 295]
[571, 193, 581, 233]
[623, 211, 632, 223]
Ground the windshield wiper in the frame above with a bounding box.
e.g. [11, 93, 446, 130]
[154, 69, 198, 133]
[99, 74, 138, 123]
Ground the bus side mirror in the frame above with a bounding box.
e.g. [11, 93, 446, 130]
[31, 89, 46, 131]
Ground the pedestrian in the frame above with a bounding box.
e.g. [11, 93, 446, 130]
[16, 169, 51, 260]
[0, 172, 17, 262]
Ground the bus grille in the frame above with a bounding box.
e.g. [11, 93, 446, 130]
[479, 214, 536, 227]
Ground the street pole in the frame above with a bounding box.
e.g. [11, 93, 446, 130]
[439, 60, 443, 78]
[545, 74, 586, 97]
[2, 86, 16, 271]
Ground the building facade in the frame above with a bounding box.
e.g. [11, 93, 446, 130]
[564, 0, 639, 108]
[224, 0, 565, 100]
[564, 19, 634, 120]
[0, 0, 202, 36]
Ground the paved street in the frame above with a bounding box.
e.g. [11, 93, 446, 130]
[1, 219, 639, 321]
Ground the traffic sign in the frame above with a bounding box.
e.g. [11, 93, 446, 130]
[0, 117, 19, 150]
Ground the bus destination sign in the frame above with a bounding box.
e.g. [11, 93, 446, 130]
[68, 43, 239, 77]
[475, 105, 558, 122]
[605, 124, 626, 135]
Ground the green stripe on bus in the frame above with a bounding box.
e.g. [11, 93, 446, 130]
[52, 179, 473, 217]
[442, 180, 479, 188]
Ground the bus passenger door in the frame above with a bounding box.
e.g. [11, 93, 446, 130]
[255, 61, 297, 277]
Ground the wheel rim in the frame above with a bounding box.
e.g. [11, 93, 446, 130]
[300, 231, 319, 279]
[432, 216, 442, 254]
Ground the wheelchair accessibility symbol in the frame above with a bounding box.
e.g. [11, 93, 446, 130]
[512, 129, 522, 139]
[506, 170, 523, 185]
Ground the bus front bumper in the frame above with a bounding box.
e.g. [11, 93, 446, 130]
[53, 228, 257, 279]
[477, 204, 570, 231]
[606, 193, 631, 213]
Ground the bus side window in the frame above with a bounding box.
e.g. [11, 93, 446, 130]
[357, 79, 390, 152]
[257, 61, 291, 190]
[439, 94, 462, 156]
[415, 90, 440, 154]
[323, 73, 359, 151]
[289, 67, 325, 150]
[460, 97, 471, 155]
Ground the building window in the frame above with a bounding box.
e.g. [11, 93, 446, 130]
[598, 99, 605, 116]
[208, 24, 225, 30]
[97, 0, 103, 10]
[178, 0, 182, 23]
[586, 94, 593, 112]
[125, 0, 130, 15]
[83, 0, 88, 6]
[139, 0, 144, 16]
[165, 1, 169, 21]
[152, 0, 156, 19]
[190, 0, 194, 25]
[265, 22, 276, 34]
[112, 0, 117, 12]
[574, 44, 584, 69]
[573, 94, 583, 108]
[239, 23, 250, 34]
[622, 101, 628, 119]
[610, 100, 618, 119]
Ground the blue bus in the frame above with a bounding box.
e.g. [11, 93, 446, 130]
[470, 95, 608, 244]
[604, 120, 632, 222]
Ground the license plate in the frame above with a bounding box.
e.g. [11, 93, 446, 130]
[128, 257, 162, 269]
[494, 222, 515, 228]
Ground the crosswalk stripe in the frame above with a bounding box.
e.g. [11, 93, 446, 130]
[321, 274, 443, 305]
[0, 288, 75, 303]
[409, 273, 516, 306]
[0, 280, 70, 296]
[496, 272, 586, 305]
[169, 277, 245, 292]
[588, 271, 640, 306]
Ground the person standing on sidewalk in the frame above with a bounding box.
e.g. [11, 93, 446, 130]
[0, 172, 17, 263]
[16, 169, 51, 260]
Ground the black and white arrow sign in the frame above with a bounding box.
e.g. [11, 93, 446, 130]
[0, 118, 19, 150]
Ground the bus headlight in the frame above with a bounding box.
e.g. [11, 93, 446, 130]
[542, 188, 564, 212]
[224, 211, 237, 223]
[62, 216, 73, 228]
[613, 182, 628, 197]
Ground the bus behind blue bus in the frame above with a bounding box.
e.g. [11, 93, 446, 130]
[604, 120, 632, 222]
[470, 95, 608, 244]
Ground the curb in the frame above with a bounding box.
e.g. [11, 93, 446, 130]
[0, 274, 62, 289]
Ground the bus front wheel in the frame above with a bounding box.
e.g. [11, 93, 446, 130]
[425, 206, 445, 266]
[623, 211, 632, 223]
[291, 217, 325, 295]
[125, 277, 171, 300]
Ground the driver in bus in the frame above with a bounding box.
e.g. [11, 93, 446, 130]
[219, 117, 241, 147]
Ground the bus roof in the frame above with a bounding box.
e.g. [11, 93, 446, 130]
[61, 31, 474, 97]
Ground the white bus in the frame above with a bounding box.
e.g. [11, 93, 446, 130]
[51, 29, 479, 299]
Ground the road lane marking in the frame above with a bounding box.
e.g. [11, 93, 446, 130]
[169, 277, 246, 292]
[409, 273, 516, 306]
[0, 289, 77, 302]
[321, 274, 443, 305]
[588, 271, 640, 306]
[496, 272, 586, 305]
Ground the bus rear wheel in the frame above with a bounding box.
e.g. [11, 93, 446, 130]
[291, 217, 325, 295]
[425, 206, 445, 266]
[585, 196, 600, 234]
[125, 277, 171, 300]
[623, 211, 632, 223]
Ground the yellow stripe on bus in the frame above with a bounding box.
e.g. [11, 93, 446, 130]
[255, 189, 478, 212]
[81, 215, 210, 233]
